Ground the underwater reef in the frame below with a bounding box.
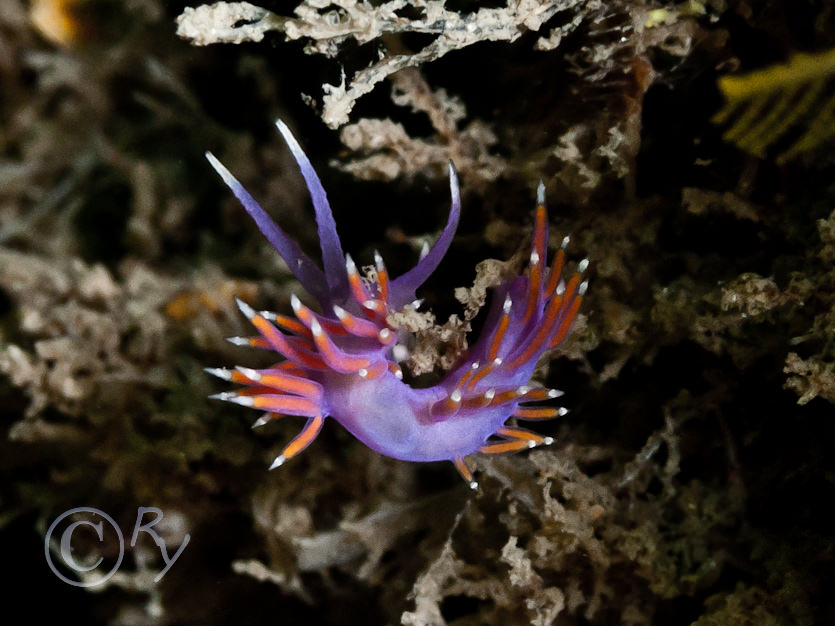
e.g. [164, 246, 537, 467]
[2, 1, 834, 624]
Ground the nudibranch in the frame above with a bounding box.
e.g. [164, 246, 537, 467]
[205, 120, 587, 488]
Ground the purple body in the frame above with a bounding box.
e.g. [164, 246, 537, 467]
[206, 120, 586, 484]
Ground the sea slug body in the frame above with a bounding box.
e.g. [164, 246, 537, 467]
[206, 120, 587, 488]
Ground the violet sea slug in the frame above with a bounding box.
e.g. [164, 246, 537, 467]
[206, 120, 587, 488]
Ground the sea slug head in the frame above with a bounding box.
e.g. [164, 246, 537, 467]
[206, 120, 586, 489]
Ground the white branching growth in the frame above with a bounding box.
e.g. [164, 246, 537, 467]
[176, 0, 591, 128]
[176, 2, 284, 46]
[334, 69, 506, 183]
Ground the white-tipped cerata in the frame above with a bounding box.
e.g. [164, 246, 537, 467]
[419, 240, 430, 261]
[345, 253, 358, 275]
[236, 366, 262, 381]
[235, 297, 257, 319]
[252, 414, 271, 429]
[310, 318, 323, 337]
[290, 293, 303, 313]
[228, 395, 255, 407]
[204, 367, 233, 381]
